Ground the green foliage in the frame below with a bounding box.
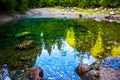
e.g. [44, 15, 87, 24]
[28, 0, 41, 8]
[89, 0, 100, 7]
[16, 0, 28, 11]
[99, 0, 120, 7]
[78, 0, 100, 8]
[78, 0, 90, 8]
[60, 0, 79, 7]
[0, 0, 120, 12]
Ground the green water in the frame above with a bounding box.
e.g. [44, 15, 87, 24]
[0, 17, 120, 79]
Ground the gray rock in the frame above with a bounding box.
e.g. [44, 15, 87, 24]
[82, 70, 100, 80]
[109, 11, 115, 15]
[25, 66, 45, 80]
[100, 66, 120, 80]
[75, 64, 91, 77]
[99, 56, 120, 80]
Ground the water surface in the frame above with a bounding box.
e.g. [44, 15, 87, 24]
[0, 17, 120, 79]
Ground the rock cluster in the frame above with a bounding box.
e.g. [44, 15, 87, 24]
[75, 56, 120, 80]
[0, 64, 45, 80]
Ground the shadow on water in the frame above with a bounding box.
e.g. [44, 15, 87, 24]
[0, 17, 120, 79]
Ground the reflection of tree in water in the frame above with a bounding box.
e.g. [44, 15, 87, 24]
[57, 38, 63, 50]
[75, 51, 91, 64]
[65, 19, 120, 60]
[44, 40, 53, 55]
[39, 37, 64, 55]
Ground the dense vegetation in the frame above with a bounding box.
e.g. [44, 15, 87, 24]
[0, 0, 120, 12]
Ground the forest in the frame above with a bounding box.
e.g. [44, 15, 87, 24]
[0, 0, 120, 12]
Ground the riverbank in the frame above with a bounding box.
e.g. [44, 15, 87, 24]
[0, 8, 120, 25]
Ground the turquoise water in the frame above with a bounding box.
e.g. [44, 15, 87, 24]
[0, 17, 120, 79]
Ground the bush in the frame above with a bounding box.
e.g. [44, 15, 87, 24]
[16, 0, 28, 11]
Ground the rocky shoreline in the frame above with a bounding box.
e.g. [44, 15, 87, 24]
[0, 8, 120, 25]
[0, 13, 25, 25]
[75, 56, 120, 80]
[0, 56, 119, 80]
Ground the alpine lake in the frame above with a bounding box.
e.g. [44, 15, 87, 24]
[0, 16, 120, 80]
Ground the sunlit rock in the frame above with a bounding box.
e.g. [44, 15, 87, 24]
[94, 8, 99, 11]
[20, 56, 29, 61]
[109, 11, 115, 15]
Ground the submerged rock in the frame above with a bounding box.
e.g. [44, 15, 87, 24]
[25, 66, 45, 80]
[15, 40, 35, 50]
[0, 64, 12, 80]
[19, 56, 29, 61]
[0, 64, 18, 80]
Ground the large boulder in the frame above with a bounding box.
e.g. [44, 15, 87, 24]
[100, 66, 120, 80]
[99, 56, 120, 80]
[25, 66, 44, 80]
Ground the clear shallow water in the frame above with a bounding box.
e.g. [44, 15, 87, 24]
[0, 17, 120, 79]
[35, 39, 96, 80]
